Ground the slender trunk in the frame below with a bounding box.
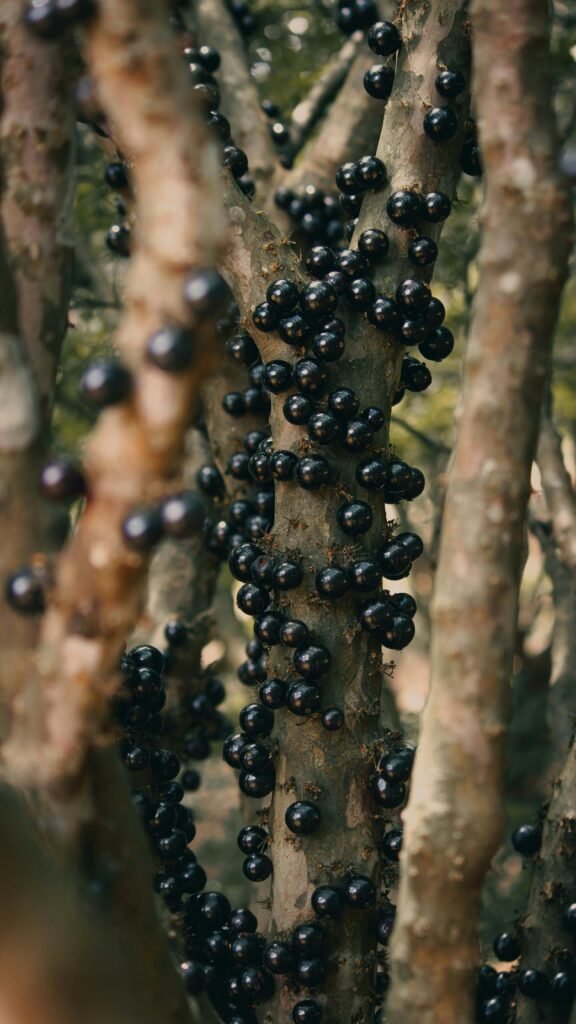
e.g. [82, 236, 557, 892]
[387, 0, 573, 1019]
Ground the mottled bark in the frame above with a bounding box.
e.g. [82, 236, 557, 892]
[537, 415, 576, 574]
[195, 0, 277, 189]
[0, 1, 75, 718]
[6, 0, 226, 792]
[219, 1, 471, 1016]
[387, 0, 573, 1021]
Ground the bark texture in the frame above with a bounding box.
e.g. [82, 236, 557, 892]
[387, 1, 573, 1020]
[6, 0, 226, 792]
[219, 0, 471, 1016]
[0, 2, 75, 715]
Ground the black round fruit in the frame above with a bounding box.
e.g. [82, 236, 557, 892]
[243, 853, 273, 882]
[236, 584, 270, 617]
[285, 801, 321, 835]
[292, 923, 326, 958]
[423, 106, 458, 142]
[252, 302, 278, 333]
[147, 325, 194, 371]
[5, 567, 46, 615]
[40, 458, 85, 502]
[312, 331, 345, 363]
[239, 703, 274, 737]
[519, 969, 549, 999]
[274, 561, 303, 591]
[262, 361, 293, 393]
[316, 566, 349, 599]
[259, 678, 288, 709]
[337, 501, 373, 536]
[122, 507, 163, 551]
[356, 458, 387, 490]
[423, 191, 452, 223]
[386, 190, 422, 227]
[263, 941, 295, 975]
[370, 774, 406, 808]
[493, 932, 521, 962]
[511, 824, 542, 857]
[435, 69, 465, 98]
[419, 326, 454, 362]
[239, 769, 276, 798]
[381, 828, 403, 861]
[408, 237, 438, 267]
[396, 278, 431, 314]
[286, 682, 321, 717]
[311, 885, 344, 919]
[358, 228, 389, 261]
[308, 411, 341, 444]
[294, 358, 327, 397]
[279, 619, 310, 648]
[322, 707, 345, 731]
[284, 394, 314, 425]
[368, 20, 402, 56]
[343, 875, 376, 909]
[295, 456, 330, 491]
[161, 492, 205, 538]
[356, 155, 386, 190]
[364, 64, 395, 100]
[328, 388, 359, 418]
[267, 279, 299, 310]
[292, 1000, 322, 1024]
[293, 645, 331, 679]
[81, 360, 132, 407]
[296, 958, 326, 988]
[238, 825, 268, 855]
[226, 333, 259, 366]
[184, 269, 229, 318]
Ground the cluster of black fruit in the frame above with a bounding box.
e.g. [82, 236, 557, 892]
[334, 0, 379, 36]
[116, 643, 203, 904]
[472, 823, 576, 1022]
[274, 184, 345, 247]
[225, 0, 256, 39]
[102, 31, 256, 260]
[181, 901, 338, 1024]
[24, 0, 96, 38]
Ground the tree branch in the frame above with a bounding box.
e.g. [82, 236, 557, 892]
[195, 0, 278, 189]
[516, 734, 576, 1024]
[277, 46, 383, 198]
[6, 0, 227, 793]
[288, 36, 362, 157]
[0, 2, 75, 729]
[387, 0, 573, 1020]
[219, 1, 471, 1019]
[537, 414, 576, 574]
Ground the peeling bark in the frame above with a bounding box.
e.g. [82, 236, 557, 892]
[387, 0, 573, 1020]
